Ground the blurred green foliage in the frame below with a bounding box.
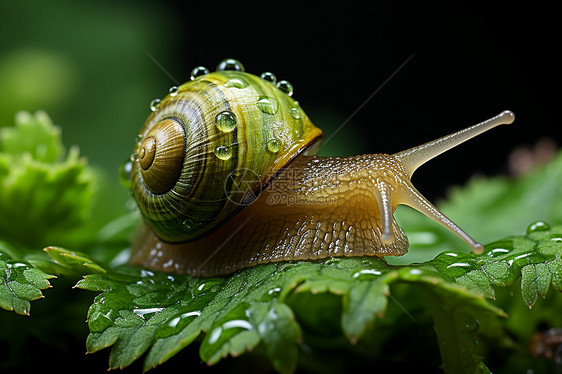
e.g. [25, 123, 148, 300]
[0, 111, 95, 249]
[0, 1, 177, 206]
[0, 1, 362, 180]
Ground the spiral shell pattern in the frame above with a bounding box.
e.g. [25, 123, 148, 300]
[130, 68, 323, 243]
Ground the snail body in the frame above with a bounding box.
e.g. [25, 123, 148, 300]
[127, 59, 514, 277]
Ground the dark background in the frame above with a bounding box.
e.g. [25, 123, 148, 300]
[165, 1, 558, 200]
[1, 0, 557, 203]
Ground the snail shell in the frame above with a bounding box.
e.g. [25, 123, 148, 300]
[130, 64, 321, 243]
[127, 59, 515, 277]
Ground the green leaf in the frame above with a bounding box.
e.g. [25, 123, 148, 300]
[0, 242, 55, 315]
[75, 223, 562, 373]
[0, 110, 63, 162]
[440, 152, 562, 244]
[43, 246, 106, 275]
[341, 275, 390, 343]
[251, 301, 301, 373]
[420, 283, 500, 374]
[0, 111, 96, 249]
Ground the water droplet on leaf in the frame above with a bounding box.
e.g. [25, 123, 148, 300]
[550, 234, 562, 243]
[352, 269, 382, 279]
[487, 248, 511, 257]
[527, 221, 550, 234]
[464, 318, 480, 333]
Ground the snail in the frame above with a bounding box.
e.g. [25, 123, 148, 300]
[125, 58, 515, 277]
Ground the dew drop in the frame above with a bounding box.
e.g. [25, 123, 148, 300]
[133, 307, 164, 319]
[289, 107, 301, 119]
[140, 269, 155, 277]
[224, 77, 249, 89]
[190, 66, 210, 80]
[324, 257, 341, 265]
[216, 58, 245, 72]
[446, 262, 472, 269]
[408, 268, 423, 275]
[215, 111, 237, 132]
[169, 86, 179, 96]
[352, 269, 382, 279]
[276, 80, 294, 96]
[268, 287, 281, 295]
[550, 234, 562, 243]
[130, 152, 139, 162]
[527, 221, 550, 234]
[487, 248, 510, 257]
[260, 286, 282, 302]
[267, 138, 282, 153]
[487, 240, 514, 254]
[257, 96, 279, 115]
[214, 145, 233, 160]
[514, 253, 532, 261]
[119, 159, 133, 188]
[182, 219, 192, 230]
[464, 318, 480, 333]
[135, 134, 144, 144]
[150, 99, 161, 111]
[167, 311, 201, 328]
[260, 72, 277, 84]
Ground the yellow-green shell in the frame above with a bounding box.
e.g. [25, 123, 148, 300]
[130, 70, 323, 243]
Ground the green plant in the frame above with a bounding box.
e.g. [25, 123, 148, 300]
[1, 111, 561, 373]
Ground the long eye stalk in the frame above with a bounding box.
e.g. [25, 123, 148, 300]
[393, 111, 514, 254]
[395, 110, 515, 178]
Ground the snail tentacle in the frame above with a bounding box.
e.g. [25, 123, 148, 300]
[395, 110, 515, 178]
[397, 181, 484, 254]
[373, 181, 394, 244]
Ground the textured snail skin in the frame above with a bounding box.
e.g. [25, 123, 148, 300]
[128, 62, 515, 277]
[130, 154, 410, 276]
